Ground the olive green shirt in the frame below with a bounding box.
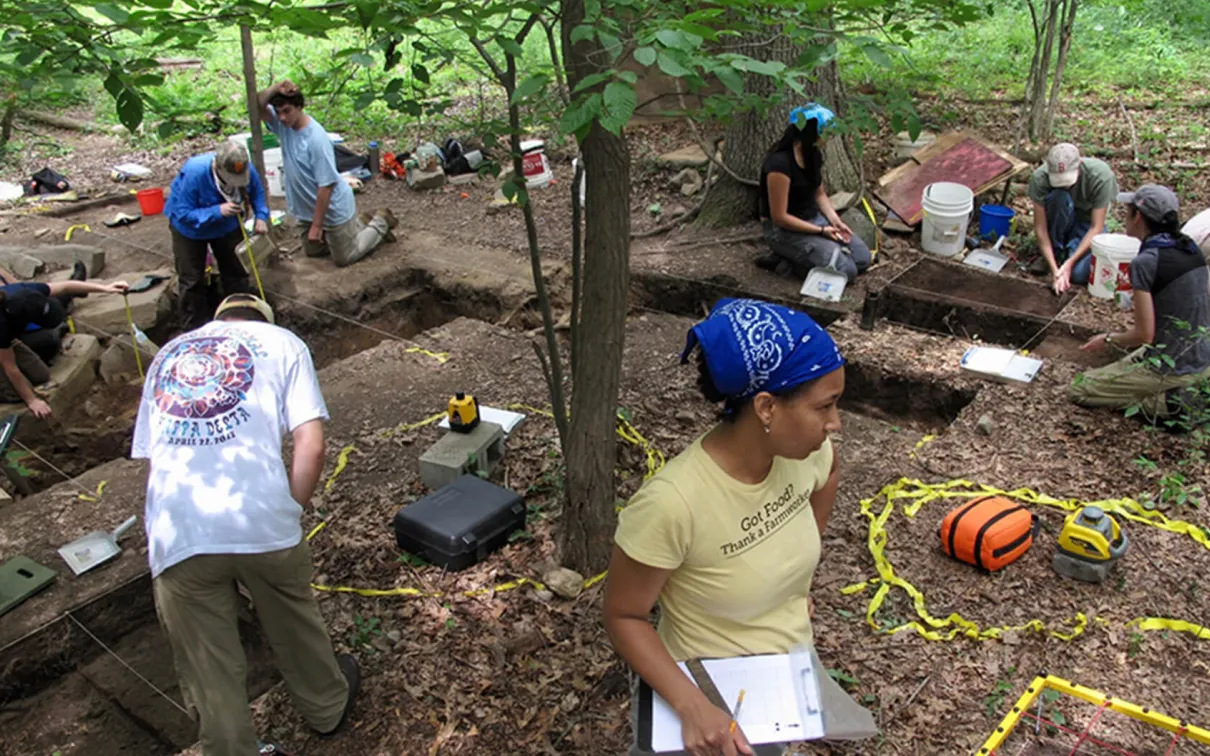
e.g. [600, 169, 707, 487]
[1027, 156, 1118, 223]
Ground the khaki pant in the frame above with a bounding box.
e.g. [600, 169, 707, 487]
[301, 213, 389, 267]
[1067, 347, 1210, 418]
[154, 540, 348, 756]
[0, 340, 51, 403]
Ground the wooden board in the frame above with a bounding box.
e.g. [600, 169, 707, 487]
[875, 138, 1012, 225]
[875, 131, 1032, 229]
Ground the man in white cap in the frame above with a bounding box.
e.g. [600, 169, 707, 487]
[1069, 184, 1210, 419]
[1027, 143, 1118, 294]
[133, 293, 359, 756]
[165, 142, 271, 331]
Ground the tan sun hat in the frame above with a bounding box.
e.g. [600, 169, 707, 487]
[214, 293, 275, 324]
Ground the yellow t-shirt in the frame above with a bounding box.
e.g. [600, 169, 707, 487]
[615, 434, 833, 661]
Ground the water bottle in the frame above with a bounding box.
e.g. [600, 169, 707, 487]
[368, 141, 380, 175]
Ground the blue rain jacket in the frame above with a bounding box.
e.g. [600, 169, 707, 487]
[165, 153, 270, 240]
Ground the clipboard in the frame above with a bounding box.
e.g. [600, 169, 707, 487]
[635, 648, 876, 753]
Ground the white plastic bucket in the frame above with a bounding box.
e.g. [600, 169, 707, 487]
[891, 130, 936, 164]
[920, 182, 974, 258]
[520, 139, 553, 188]
[1089, 234, 1141, 300]
[262, 147, 285, 198]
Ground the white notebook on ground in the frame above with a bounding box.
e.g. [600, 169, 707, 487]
[647, 648, 825, 752]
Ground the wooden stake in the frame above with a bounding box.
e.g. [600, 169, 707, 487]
[240, 25, 266, 181]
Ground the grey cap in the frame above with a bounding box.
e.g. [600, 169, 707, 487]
[1117, 184, 1180, 224]
[215, 141, 251, 188]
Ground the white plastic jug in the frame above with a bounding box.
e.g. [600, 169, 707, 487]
[1089, 234, 1141, 300]
[920, 182, 974, 258]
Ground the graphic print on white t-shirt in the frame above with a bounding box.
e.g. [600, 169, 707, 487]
[132, 321, 329, 578]
[150, 331, 264, 447]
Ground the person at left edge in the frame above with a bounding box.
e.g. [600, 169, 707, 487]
[165, 141, 270, 332]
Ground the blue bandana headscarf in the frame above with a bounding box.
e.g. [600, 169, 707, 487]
[680, 298, 845, 399]
[789, 103, 836, 133]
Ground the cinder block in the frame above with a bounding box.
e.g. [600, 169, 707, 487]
[419, 421, 505, 490]
[0, 244, 106, 277]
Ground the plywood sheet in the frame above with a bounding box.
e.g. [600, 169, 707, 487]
[875, 138, 1012, 225]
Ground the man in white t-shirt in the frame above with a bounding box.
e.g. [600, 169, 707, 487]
[133, 293, 359, 756]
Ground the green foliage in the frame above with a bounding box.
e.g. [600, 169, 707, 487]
[983, 666, 1017, 718]
[349, 614, 382, 652]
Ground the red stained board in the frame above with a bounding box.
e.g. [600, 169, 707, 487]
[875, 138, 1013, 225]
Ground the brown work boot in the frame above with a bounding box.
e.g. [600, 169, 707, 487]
[376, 207, 399, 230]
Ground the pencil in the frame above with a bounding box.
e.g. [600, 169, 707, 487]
[729, 689, 746, 734]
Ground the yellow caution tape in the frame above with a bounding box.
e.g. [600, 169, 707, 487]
[77, 479, 108, 502]
[236, 220, 267, 302]
[508, 403, 667, 480]
[66, 316, 75, 335]
[323, 444, 357, 492]
[908, 434, 936, 460]
[311, 569, 610, 600]
[846, 478, 1210, 642]
[379, 411, 445, 439]
[860, 195, 880, 261]
[404, 346, 450, 363]
[64, 224, 90, 241]
[122, 294, 145, 381]
[306, 521, 327, 541]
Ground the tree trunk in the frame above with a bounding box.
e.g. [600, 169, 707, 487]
[559, 0, 631, 574]
[697, 42, 859, 227]
[1041, 0, 1078, 139]
[240, 25, 266, 181]
[1, 95, 15, 148]
[1027, 0, 1060, 141]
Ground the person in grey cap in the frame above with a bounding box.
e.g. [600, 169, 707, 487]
[1069, 184, 1210, 419]
[164, 141, 271, 331]
[1027, 143, 1118, 294]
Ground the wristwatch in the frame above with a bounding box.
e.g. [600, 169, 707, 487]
[1104, 333, 1116, 346]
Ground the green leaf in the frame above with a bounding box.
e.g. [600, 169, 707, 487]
[133, 73, 163, 87]
[139, 0, 173, 8]
[559, 93, 602, 136]
[715, 66, 744, 94]
[657, 51, 691, 78]
[411, 63, 430, 85]
[633, 46, 657, 67]
[617, 70, 638, 85]
[572, 71, 611, 94]
[511, 74, 548, 104]
[600, 80, 636, 134]
[94, 3, 129, 23]
[104, 72, 143, 132]
[598, 30, 622, 62]
[570, 24, 595, 44]
[496, 36, 524, 58]
[654, 29, 685, 50]
[350, 52, 375, 67]
[863, 44, 894, 68]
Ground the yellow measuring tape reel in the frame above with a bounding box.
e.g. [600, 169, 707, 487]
[842, 478, 1210, 643]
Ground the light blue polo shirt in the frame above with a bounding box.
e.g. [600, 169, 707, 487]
[265, 106, 356, 228]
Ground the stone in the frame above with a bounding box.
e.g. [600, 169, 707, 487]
[976, 414, 994, 436]
[658, 144, 709, 168]
[100, 333, 160, 386]
[34, 228, 50, 239]
[68, 268, 174, 333]
[829, 191, 855, 209]
[418, 421, 506, 490]
[675, 410, 696, 424]
[532, 588, 554, 603]
[46, 334, 103, 416]
[447, 173, 478, 186]
[670, 168, 703, 197]
[407, 166, 446, 191]
[841, 206, 878, 251]
[542, 566, 585, 600]
[0, 251, 44, 279]
[0, 244, 106, 277]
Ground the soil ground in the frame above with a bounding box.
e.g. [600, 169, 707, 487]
[1, 93, 1208, 756]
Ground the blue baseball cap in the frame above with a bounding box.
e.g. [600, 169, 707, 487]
[788, 103, 836, 133]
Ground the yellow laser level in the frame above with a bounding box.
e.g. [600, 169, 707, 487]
[1053, 506, 1129, 583]
[448, 392, 480, 434]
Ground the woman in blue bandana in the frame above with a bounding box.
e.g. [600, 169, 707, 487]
[756, 104, 872, 283]
[605, 299, 845, 756]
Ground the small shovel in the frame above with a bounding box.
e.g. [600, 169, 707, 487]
[57, 515, 138, 576]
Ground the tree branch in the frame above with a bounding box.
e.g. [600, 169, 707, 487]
[469, 37, 506, 82]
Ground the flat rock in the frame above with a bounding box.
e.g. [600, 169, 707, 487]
[100, 334, 160, 386]
[408, 167, 446, 191]
[841, 206, 878, 250]
[541, 566, 585, 599]
[658, 144, 711, 168]
[0, 244, 105, 277]
[68, 268, 174, 333]
[0, 249, 43, 279]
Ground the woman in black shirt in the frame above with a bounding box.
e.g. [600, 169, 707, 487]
[757, 104, 871, 282]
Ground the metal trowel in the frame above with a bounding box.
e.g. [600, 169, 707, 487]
[58, 515, 138, 576]
[127, 274, 169, 293]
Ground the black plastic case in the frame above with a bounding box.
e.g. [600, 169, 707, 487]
[393, 475, 526, 571]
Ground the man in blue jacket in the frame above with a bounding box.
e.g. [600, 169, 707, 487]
[165, 142, 270, 331]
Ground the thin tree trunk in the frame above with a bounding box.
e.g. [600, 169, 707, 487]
[696, 36, 859, 227]
[570, 158, 584, 381]
[542, 18, 570, 105]
[240, 25, 266, 180]
[1041, 0, 1078, 139]
[560, 0, 631, 574]
[1028, 0, 1060, 140]
[1, 95, 15, 148]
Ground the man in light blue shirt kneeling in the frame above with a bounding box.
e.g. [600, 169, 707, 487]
[257, 80, 397, 267]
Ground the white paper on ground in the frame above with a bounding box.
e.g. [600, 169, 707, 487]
[112, 162, 152, 177]
[438, 405, 526, 436]
[960, 346, 1043, 383]
[649, 651, 825, 752]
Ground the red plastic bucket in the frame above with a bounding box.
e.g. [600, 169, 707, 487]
[136, 187, 165, 216]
